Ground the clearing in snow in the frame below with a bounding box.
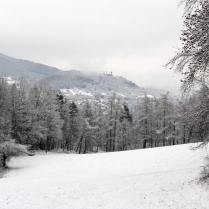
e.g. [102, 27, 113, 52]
[0, 144, 209, 209]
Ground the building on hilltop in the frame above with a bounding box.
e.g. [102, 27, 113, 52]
[104, 72, 113, 76]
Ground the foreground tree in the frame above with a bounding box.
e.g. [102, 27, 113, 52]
[166, 0, 209, 91]
[167, 0, 209, 183]
[183, 85, 209, 147]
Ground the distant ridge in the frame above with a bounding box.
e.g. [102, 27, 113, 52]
[0, 53, 61, 81]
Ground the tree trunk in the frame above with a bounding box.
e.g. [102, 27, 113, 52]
[143, 139, 147, 149]
[76, 134, 83, 154]
[83, 137, 87, 154]
[163, 109, 166, 146]
[2, 153, 7, 167]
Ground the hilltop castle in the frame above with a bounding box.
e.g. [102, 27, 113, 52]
[104, 72, 112, 76]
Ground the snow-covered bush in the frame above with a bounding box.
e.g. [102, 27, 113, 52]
[0, 140, 33, 166]
[199, 157, 209, 184]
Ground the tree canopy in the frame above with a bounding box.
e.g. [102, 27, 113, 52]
[166, 0, 209, 91]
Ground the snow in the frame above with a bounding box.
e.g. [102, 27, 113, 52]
[116, 92, 125, 97]
[4, 77, 16, 85]
[60, 88, 93, 97]
[0, 144, 209, 209]
[138, 94, 154, 98]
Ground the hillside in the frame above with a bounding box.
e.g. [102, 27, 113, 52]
[0, 53, 177, 107]
[0, 53, 61, 82]
[42, 70, 149, 106]
[0, 144, 208, 209]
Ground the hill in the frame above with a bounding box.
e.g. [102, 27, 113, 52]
[42, 70, 150, 106]
[0, 53, 61, 82]
[0, 53, 177, 107]
[0, 144, 208, 209]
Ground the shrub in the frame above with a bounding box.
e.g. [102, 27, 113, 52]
[199, 157, 209, 184]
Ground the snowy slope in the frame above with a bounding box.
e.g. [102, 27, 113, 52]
[0, 144, 209, 209]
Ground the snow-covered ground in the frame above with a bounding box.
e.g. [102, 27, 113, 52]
[60, 88, 93, 97]
[0, 144, 209, 209]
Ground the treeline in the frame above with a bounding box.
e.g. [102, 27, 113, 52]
[0, 77, 204, 154]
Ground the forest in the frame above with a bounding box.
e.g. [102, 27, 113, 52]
[0, 77, 206, 158]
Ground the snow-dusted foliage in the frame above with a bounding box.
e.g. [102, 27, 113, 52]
[0, 76, 205, 155]
[0, 74, 206, 158]
[0, 78, 63, 153]
[166, 1, 209, 148]
[166, 0, 209, 183]
[166, 0, 209, 91]
[0, 139, 33, 168]
[199, 157, 209, 184]
[0, 78, 11, 141]
[132, 93, 179, 148]
[0, 140, 30, 158]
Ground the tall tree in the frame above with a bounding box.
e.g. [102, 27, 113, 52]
[166, 0, 209, 182]
[76, 100, 97, 154]
[28, 83, 63, 151]
[166, 0, 209, 91]
[10, 79, 31, 144]
[62, 101, 80, 151]
[0, 78, 11, 142]
[156, 93, 176, 146]
[183, 85, 209, 147]
[105, 94, 121, 152]
[118, 103, 132, 150]
[133, 94, 154, 149]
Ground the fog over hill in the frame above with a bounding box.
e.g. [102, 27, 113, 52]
[0, 53, 179, 107]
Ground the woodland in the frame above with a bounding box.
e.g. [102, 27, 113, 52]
[0, 78, 204, 156]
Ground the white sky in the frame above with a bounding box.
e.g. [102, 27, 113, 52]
[0, 0, 184, 87]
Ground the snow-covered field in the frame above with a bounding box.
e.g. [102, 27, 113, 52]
[0, 144, 209, 209]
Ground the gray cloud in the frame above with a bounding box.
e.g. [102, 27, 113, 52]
[0, 0, 183, 86]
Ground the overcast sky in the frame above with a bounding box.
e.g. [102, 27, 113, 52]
[0, 0, 184, 87]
